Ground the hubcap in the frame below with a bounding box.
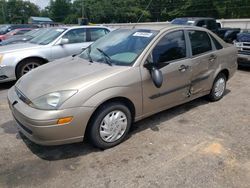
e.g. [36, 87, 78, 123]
[21, 62, 40, 76]
[214, 78, 225, 97]
[99, 110, 128, 143]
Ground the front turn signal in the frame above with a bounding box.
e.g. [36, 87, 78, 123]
[57, 116, 73, 125]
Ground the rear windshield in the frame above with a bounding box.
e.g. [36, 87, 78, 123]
[171, 18, 194, 25]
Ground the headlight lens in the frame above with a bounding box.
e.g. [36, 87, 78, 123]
[31, 90, 77, 110]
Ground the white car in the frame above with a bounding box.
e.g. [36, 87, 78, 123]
[0, 26, 111, 83]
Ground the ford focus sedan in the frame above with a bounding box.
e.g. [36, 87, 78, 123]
[8, 25, 237, 149]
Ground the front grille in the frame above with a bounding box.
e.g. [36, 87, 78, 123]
[238, 50, 250, 55]
[243, 43, 250, 46]
[15, 87, 31, 105]
[242, 48, 250, 51]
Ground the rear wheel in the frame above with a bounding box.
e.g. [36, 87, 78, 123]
[88, 102, 132, 149]
[208, 73, 227, 101]
[16, 59, 43, 79]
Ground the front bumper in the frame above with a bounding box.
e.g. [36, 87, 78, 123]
[8, 86, 94, 145]
[0, 65, 16, 83]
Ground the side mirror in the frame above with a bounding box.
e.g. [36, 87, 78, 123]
[150, 67, 163, 88]
[60, 38, 69, 45]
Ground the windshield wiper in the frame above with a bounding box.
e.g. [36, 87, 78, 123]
[96, 48, 112, 66]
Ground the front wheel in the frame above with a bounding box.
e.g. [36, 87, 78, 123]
[88, 102, 132, 149]
[16, 59, 43, 79]
[208, 73, 227, 102]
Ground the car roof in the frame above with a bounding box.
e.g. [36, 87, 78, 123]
[63, 25, 110, 30]
[118, 24, 207, 32]
[173, 17, 215, 21]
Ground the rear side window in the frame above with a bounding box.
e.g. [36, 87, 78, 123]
[188, 30, 212, 56]
[89, 28, 109, 41]
[210, 34, 223, 50]
[152, 30, 186, 63]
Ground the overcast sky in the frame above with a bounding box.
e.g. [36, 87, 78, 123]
[26, 0, 50, 9]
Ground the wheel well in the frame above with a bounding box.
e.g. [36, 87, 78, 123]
[219, 69, 229, 80]
[84, 97, 136, 139]
[15, 57, 48, 76]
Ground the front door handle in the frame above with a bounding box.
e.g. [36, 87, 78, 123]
[209, 54, 217, 62]
[179, 65, 189, 72]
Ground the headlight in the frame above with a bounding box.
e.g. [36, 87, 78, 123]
[234, 42, 243, 47]
[30, 90, 77, 110]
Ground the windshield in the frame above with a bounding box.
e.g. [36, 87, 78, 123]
[80, 29, 158, 66]
[29, 28, 66, 45]
[171, 18, 194, 25]
[28, 28, 52, 38]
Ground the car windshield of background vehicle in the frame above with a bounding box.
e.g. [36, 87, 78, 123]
[80, 29, 159, 66]
[29, 28, 66, 45]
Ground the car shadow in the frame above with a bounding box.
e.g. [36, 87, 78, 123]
[0, 81, 16, 91]
[18, 90, 231, 161]
[238, 66, 250, 72]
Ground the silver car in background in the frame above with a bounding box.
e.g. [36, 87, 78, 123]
[0, 26, 110, 82]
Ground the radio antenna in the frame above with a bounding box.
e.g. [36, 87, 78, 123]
[132, 0, 153, 29]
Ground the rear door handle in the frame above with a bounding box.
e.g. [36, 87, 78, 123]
[178, 65, 189, 72]
[209, 54, 217, 62]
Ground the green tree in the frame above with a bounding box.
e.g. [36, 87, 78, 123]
[6, 0, 39, 24]
[48, 0, 72, 22]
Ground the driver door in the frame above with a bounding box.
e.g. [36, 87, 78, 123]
[140, 30, 193, 116]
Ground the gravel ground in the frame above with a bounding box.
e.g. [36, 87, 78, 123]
[0, 68, 249, 188]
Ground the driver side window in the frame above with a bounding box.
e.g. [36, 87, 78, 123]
[152, 30, 187, 64]
[62, 28, 87, 44]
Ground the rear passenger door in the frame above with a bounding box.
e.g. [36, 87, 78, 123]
[188, 30, 218, 95]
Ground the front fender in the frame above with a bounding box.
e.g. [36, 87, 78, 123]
[82, 87, 143, 118]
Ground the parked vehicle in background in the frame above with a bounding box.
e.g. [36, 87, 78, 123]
[0, 26, 111, 82]
[8, 25, 237, 149]
[0, 28, 34, 41]
[0, 24, 37, 41]
[171, 17, 241, 43]
[223, 28, 241, 43]
[0, 28, 51, 46]
[234, 29, 250, 67]
[171, 17, 219, 34]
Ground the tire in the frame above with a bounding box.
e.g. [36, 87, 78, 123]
[208, 73, 227, 102]
[16, 58, 43, 79]
[88, 102, 132, 149]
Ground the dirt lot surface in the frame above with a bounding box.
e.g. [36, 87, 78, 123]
[0, 68, 249, 188]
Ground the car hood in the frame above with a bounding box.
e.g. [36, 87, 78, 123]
[0, 42, 41, 53]
[237, 33, 250, 42]
[15, 56, 128, 100]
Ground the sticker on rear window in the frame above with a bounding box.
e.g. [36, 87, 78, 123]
[133, 32, 153, 38]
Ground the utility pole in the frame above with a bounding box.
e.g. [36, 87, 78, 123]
[81, 0, 84, 18]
